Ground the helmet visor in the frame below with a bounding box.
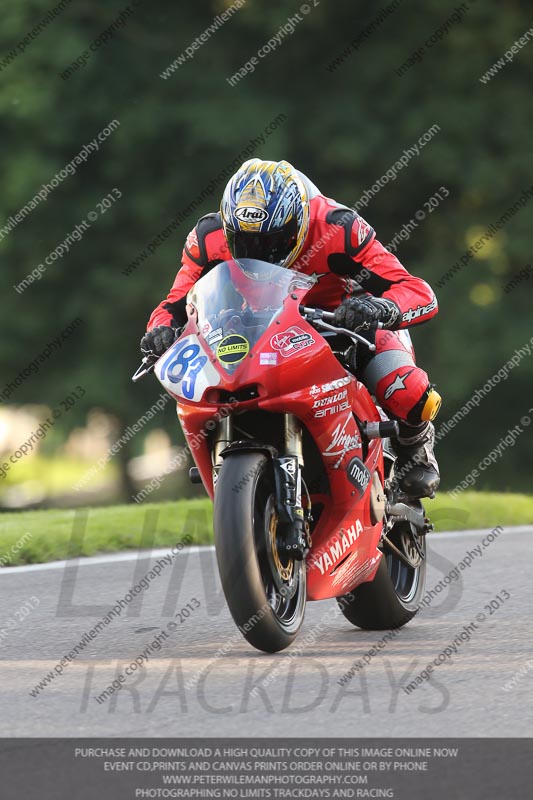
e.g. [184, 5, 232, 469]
[226, 216, 298, 266]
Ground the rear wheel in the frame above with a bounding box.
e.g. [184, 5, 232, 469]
[214, 451, 306, 653]
[336, 519, 426, 629]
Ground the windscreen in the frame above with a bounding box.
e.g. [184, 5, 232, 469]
[187, 259, 315, 371]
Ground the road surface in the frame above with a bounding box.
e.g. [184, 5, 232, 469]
[1, 526, 531, 736]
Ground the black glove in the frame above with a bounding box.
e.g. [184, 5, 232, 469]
[140, 325, 177, 360]
[334, 296, 400, 332]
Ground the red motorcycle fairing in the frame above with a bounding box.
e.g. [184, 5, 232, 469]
[154, 261, 384, 601]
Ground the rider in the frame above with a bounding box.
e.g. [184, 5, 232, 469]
[141, 159, 442, 498]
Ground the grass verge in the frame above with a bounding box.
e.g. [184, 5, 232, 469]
[0, 492, 531, 567]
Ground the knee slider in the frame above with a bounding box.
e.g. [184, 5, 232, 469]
[407, 385, 442, 425]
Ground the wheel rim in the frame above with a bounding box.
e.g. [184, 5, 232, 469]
[254, 471, 306, 633]
[385, 523, 425, 604]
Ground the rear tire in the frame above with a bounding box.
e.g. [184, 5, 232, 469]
[214, 451, 306, 653]
[337, 520, 426, 630]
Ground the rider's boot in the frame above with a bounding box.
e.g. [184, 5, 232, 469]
[391, 421, 440, 499]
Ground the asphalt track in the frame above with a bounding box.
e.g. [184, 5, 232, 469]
[1, 525, 532, 737]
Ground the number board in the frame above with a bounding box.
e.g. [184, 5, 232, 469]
[155, 335, 221, 401]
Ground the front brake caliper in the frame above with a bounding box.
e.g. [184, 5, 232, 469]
[272, 456, 309, 560]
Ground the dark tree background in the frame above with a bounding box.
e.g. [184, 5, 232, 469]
[0, 0, 531, 502]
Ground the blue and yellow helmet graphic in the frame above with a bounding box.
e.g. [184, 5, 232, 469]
[220, 159, 310, 268]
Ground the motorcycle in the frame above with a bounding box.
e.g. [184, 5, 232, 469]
[133, 258, 432, 653]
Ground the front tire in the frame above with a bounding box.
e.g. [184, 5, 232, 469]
[214, 451, 306, 653]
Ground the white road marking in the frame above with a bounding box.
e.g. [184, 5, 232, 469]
[1, 526, 530, 575]
[0, 545, 215, 574]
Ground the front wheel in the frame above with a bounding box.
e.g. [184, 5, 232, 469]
[336, 520, 426, 630]
[214, 451, 306, 653]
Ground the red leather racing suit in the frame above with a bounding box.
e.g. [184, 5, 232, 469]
[147, 191, 438, 425]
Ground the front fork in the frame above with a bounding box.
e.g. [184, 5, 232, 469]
[212, 413, 310, 558]
[212, 415, 233, 489]
[272, 414, 310, 559]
